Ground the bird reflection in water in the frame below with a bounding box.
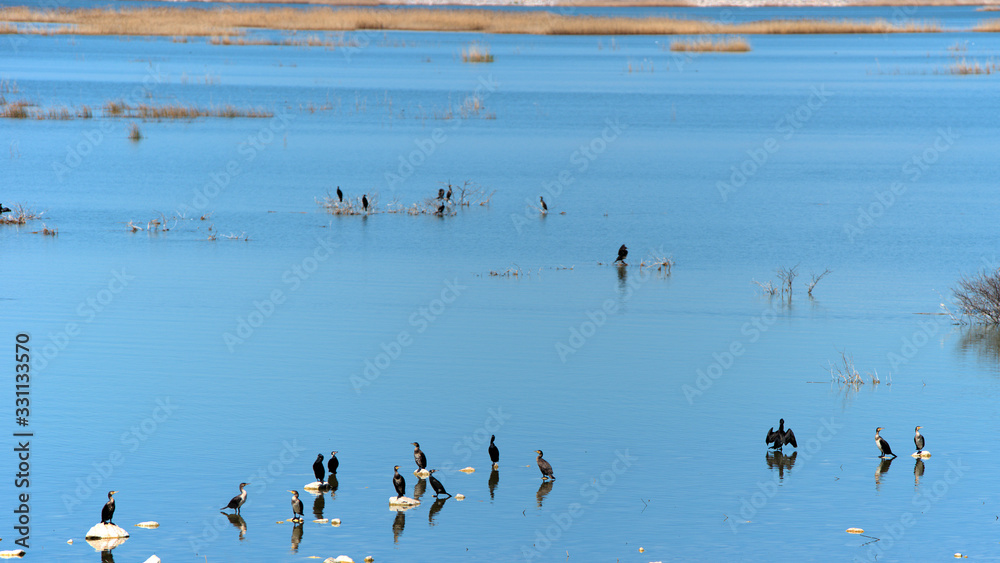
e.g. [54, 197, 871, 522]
[616, 262, 628, 296]
[765, 450, 797, 480]
[312, 493, 325, 520]
[326, 475, 339, 498]
[874, 457, 894, 491]
[101, 551, 115, 563]
[392, 511, 406, 543]
[428, 497, 447, 526]
[290, 521, 303, 553]
[536, 480, 554, 508]
[223, 512, 247, 540]
[914, 458, 925, 488]
[413, 478, 427, 502]
[488, 468, 499, 500]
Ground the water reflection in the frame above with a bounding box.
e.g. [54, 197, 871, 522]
[101, 550, 115, 563]
[223, 512, 247, 541]
[957, 325, 1000, 364]
[413, 478, 427, 501]
[765, 450, 797, 480]
[327, 475, 339, 498]
[312, 493, 325, 520]
[290, 521, 303, 553]
[874, 458, 894, 491]
[488, 468, 499, 500]
[616, 263, 628, 297]
[428, 497, 448, 526]
[392, 511, 406, 544]
[914, 458, 925, 488]
[536, 480, 554, 508]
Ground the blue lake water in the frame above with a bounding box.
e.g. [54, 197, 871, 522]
[4, 5, 1000, 562]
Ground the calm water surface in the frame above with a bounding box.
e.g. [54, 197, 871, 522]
[4, 5, 1000, 562]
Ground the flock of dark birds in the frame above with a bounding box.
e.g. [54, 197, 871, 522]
[765, 419, 928, 459]
[101, 437, 554, 525]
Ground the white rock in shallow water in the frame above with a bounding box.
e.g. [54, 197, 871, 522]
[911, 451, 932, 458]
[142, 556, 161, 563]
[364, 557, 374, 562]
[323, 557, 354, 563]
[455, 494, 465, 500]
[303, 481, 327, 491]
[413, 469, 430, 478]
[389, 496, 420, 506]
[84, 537, 128, 552]
[85, 523, 130, 539]
[0, 550, 26, 558]
[135, 521, 159, 528]
[459, 467, 475, 473]
[331, 518, 341, 526]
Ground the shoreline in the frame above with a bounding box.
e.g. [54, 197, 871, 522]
[123, 0, 1000, 7]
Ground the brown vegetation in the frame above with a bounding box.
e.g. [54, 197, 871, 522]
[0, 6, 942, 37]
[954, 269, 1000, 323]
[0, 203, 43, 225]
[974, 18, 1000, 31]
[670, 36, 750, 52]
[462, 41, 494, 62]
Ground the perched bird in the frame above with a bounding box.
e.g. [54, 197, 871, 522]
[412, 442, 427, 471]
[437, 188, 445, 200]
[540, 196, 548, 212]
[0, 203, 10, 214]
[428, 469, 451, 498]
[765, 418, 797, 450]
[362, 194, 369, 212]
[876, 427, 896, 458]
[288, 490, 303, 521]
[327, 451, 339, 475]
[488, 435, 500, 469]
[446, 186, 452, 201]
[336, 187, 343, 202]
[222, 482, 249, 514]
[392, 465, 406, 499]
[535, 450, 555, 480]
[313, 454, 325, 482]
[615, 244, 628, 264]
[914, 426, 925, 453]
[436, 204, 445, 215]
[101, 490, 117, 525]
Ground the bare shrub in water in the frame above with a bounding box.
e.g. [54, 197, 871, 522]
[953, 269, 1000, 324]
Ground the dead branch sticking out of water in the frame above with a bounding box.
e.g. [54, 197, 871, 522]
[952, 269, 1000, 324]
[640, 254, 674, 275]
[829, 352, 888, 388]
[0, 203, 43, 225]
[33, 223, 58, 236]
[806, 268, 832, 297]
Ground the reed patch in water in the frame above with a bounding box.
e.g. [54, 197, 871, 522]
[462, 41, 494, 63]
[670, 36, 750, 52]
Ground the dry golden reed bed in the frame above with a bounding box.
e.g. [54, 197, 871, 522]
[974, 18, 1000, 31]
[0, 6, 942, 37]
[671, 36, 750, 52]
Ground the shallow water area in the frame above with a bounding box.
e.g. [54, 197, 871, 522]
[4, 4, 1000, 562]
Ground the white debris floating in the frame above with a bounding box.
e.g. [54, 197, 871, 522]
[85, 523, 129, 539]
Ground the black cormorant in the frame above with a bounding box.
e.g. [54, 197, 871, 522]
[488, 435, 499, 469]
[428, 469, 451, 498]
[393, 465, 406, 499]
[535, 450, 555, 480]
[436, 204, 445, 215]
[437, 188, 445, 200]
[313, 454, 325, 482]
[0, 203, 10, 214]
[412, 442, 427, 471]
[446, 186, 452, 201]
[336, 187, 343, 202]
[328, 451, 339, 475]
[540, 196, 547, 212]
[362, 195, 369, 212]
[222, 482, 249, 514]
[101, 490, 117, 524]
[288, 490, 303, 521]
[766, 418, 797, 449]
[615, 244, 628, 264]
[876, 427, 896, 458]
[914, 426, 925, 453]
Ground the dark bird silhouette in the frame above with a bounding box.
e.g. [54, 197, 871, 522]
[765, 450, 797, 480]
[488, 434, 499, 469]
[535, 450, 555, 480]
[615, 244, 628, 264]
[437, 188, 445, 200]
[539, 196, 547, 213]
[765, 418, 797, 450]
[446, 186, 452, 201]
[362, 194, 369, 212]
[488, 468, 499, 500]
[101, 490, 117, 524]
[336, 187, 343, 202]
[392, 511, 405, 543]
[312, 492, 325, 520]
[428, 497, 446, 525]
[313, 454, 325, 482]
[412, 442, 427, 471]
[222, 482, 249, 514]
[327, 451, 339, 475]
[536, 480, 553, 508]
[914, 426, 925, 453]
[288, 490, 303, 521]
[0, 203, 10, 214]
[876, 427, 896, 458]
[393, 465, 406, 499]
[428, 469, 451, 498]
[290, 521, 303, 552]
[436, 204, 445, 215]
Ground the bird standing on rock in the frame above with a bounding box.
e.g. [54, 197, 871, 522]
[393, 465, 406, 499]
[327, 451, 339, 475]
[101, 491, 117, 525]
[914, 426, 925, 454]
[615, 244, 628, 264]
[412, 442, 427, 471]
[222, 482, 249, 514]
[313, 454, 325, 482]
[488, 435, 500, 469]
[535, 450, 555, 480]
[288, 490, 303, 521]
